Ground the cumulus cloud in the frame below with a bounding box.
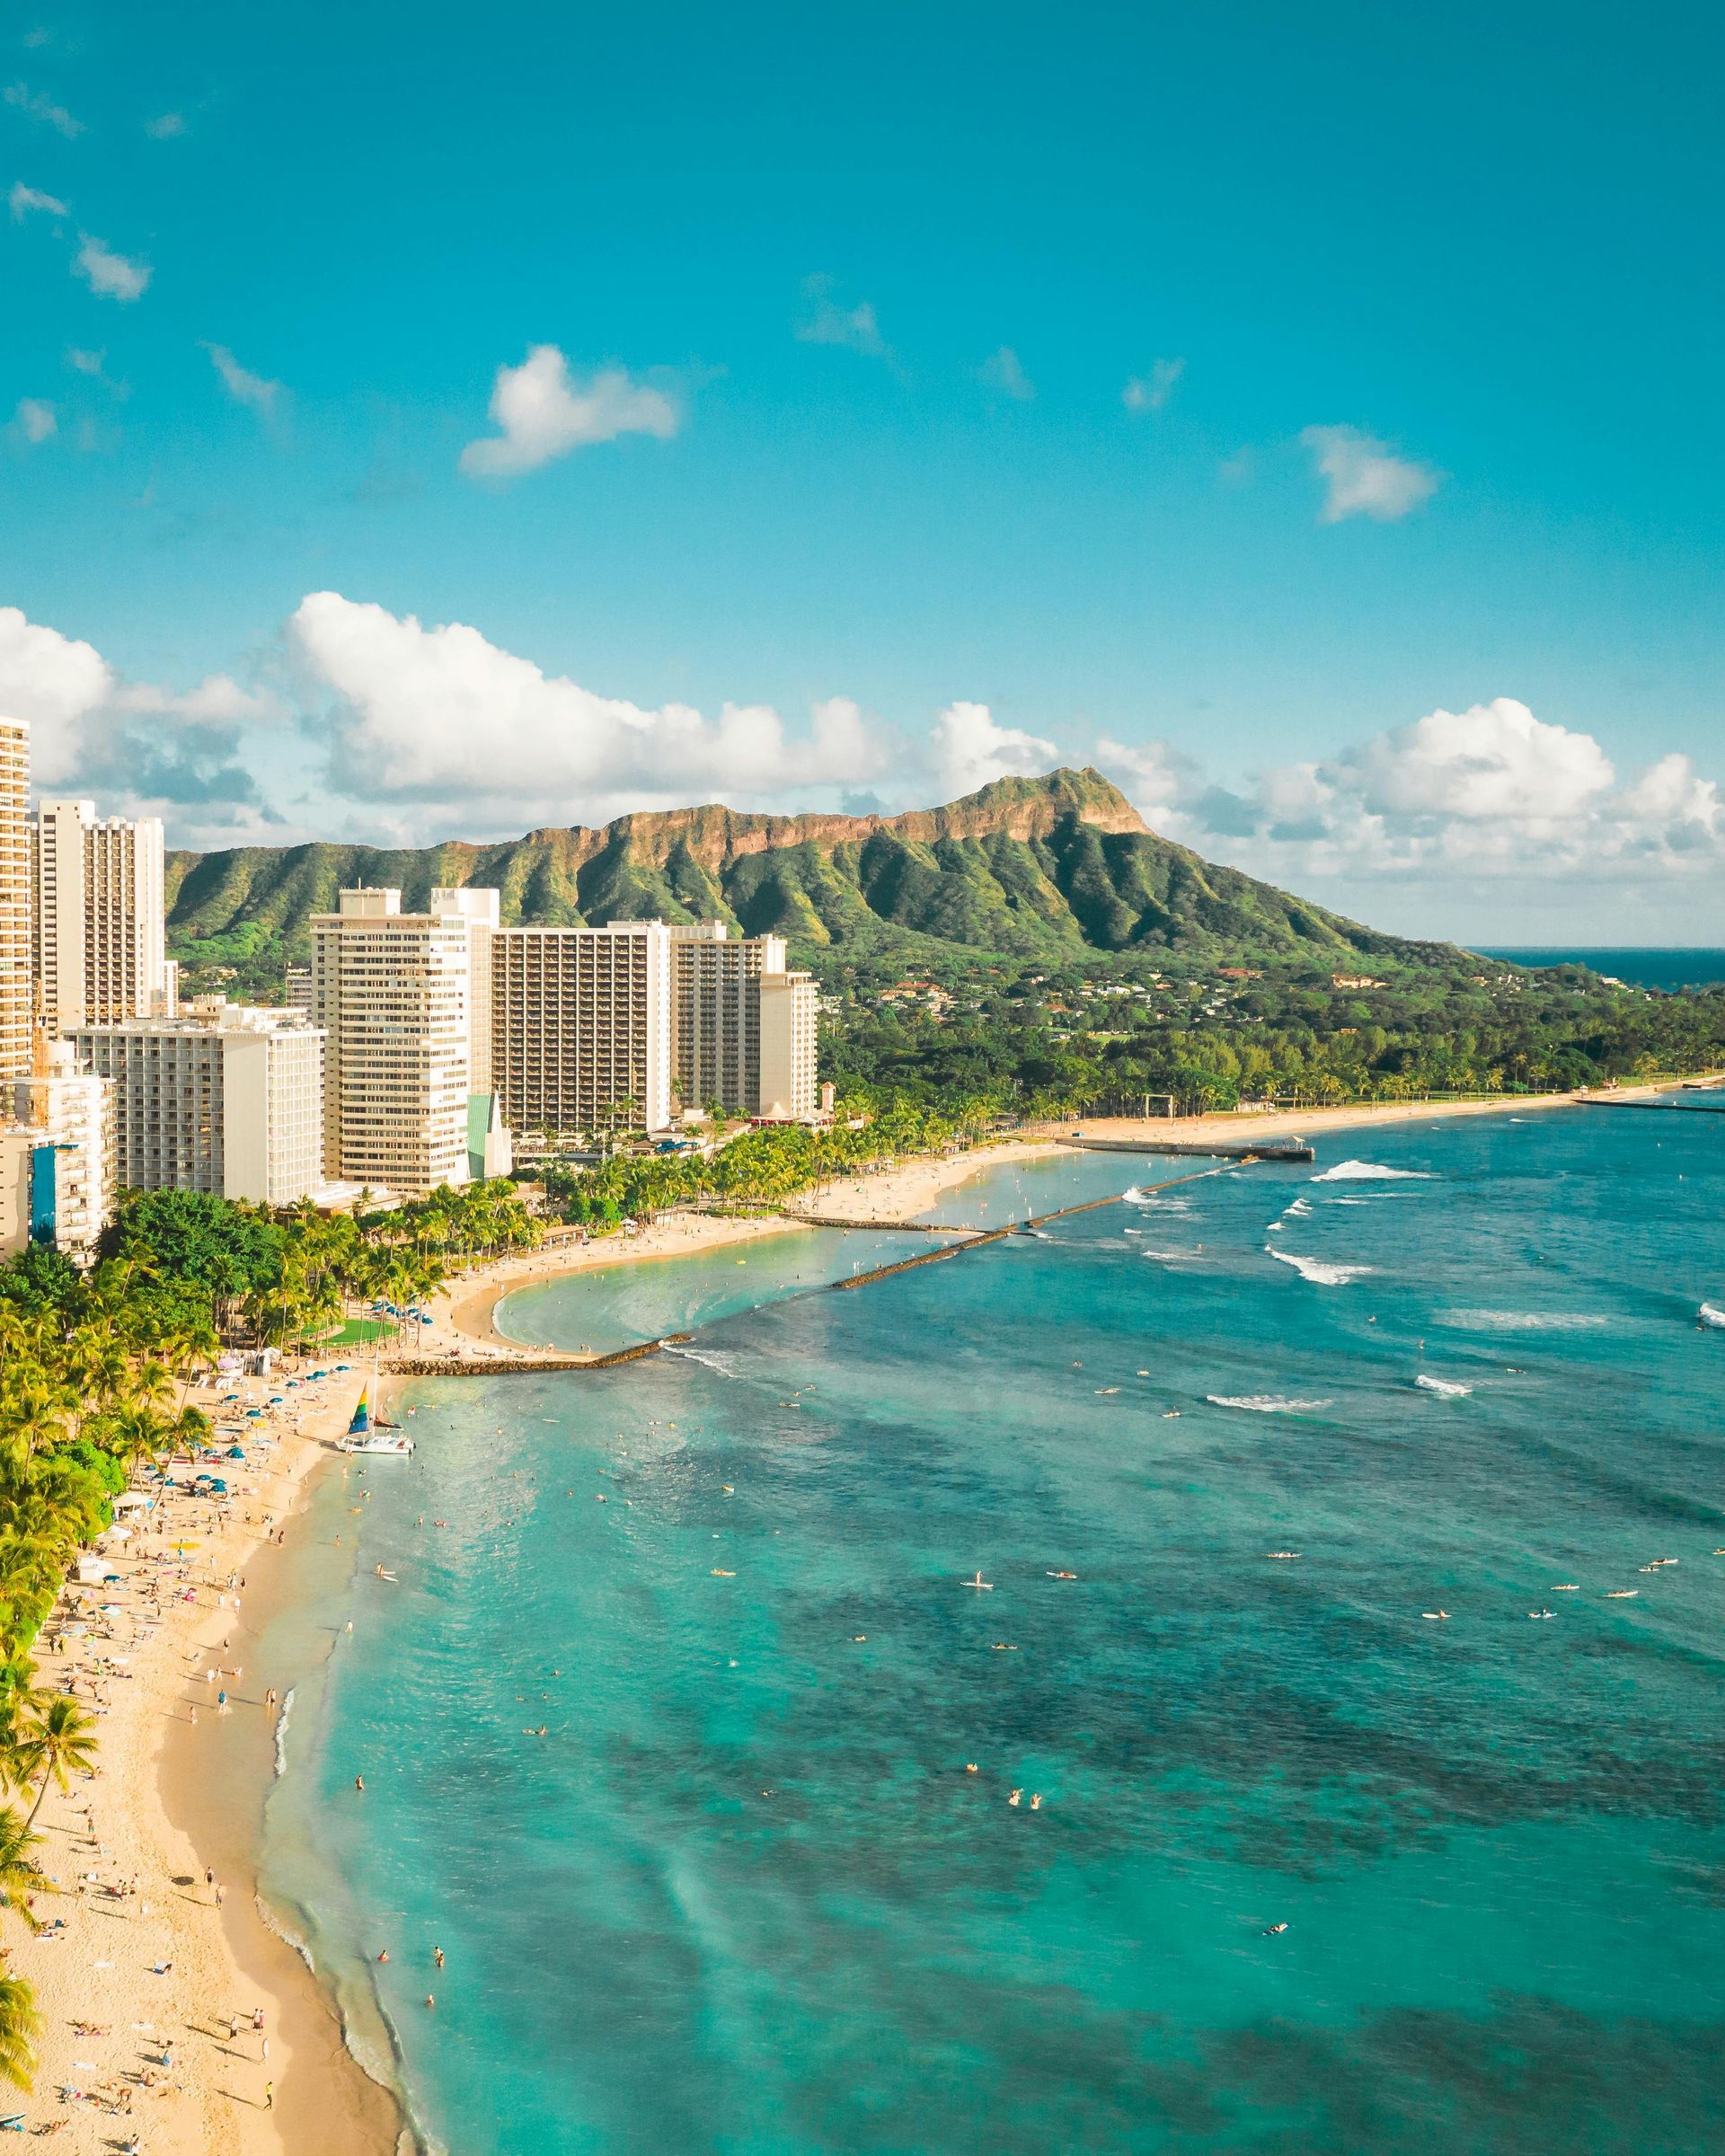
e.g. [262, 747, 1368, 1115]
[0, 605, 268, 813]
[287, 592, 890, 815]
[4, 81, 82, 137]
[75, 234, 151, 303]
[794, 274, 889, 359]
[980, 346, 1034, 400]
[931, 701, 1059, 800]
[458, 345, 677, 480]
[1101, 697, 1724, 898]
[8, 181, 66, 222]
[12, 397, 56, 445]
[1123, 358, 1184, 413]
[1301, 425, 1440, 523]
[203, 342, 281, 418]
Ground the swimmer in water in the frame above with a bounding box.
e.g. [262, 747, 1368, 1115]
[355, 1775, 365, 1792]
[1008, 1789, 1022, 1807]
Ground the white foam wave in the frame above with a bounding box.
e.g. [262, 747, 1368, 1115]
[662, 1344, 739, 1376]
[1208, 1394, 1334, 1414]
[1442, 1310, 1609, 1331]
[1311, 1160, 1434, 1182]
[1415, 1374, 1473, 1397]
[1268, 1248, 1374, 1286]
[273, 1684, 295, 1779]
[1700, 1303, 1725, 1330]
[1123, 1188, 1190, 1211]
[1137, 1247, 1192, 1262]
[1285, 1197, 1313, 1216]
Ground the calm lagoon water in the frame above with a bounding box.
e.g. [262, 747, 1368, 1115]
[258, 1110, 1725, 2153]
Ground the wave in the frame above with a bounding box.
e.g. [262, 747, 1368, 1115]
[1700, 1303, 1725, 1330]
[1285, 1197, 1313, 1216]
[1138, 1247, 1194, 1262]
[662, 1344, 739, 1376]
[1311, 1160, 1434, 1182]
[273, 1683, 296, 1779]
[1267, 1248, 1374, 1286]
[1207, 1394, 1334, 1414]
[1415, 1374, 1473, 1397]
[1442, 1310, 1609, 1331]
[1123, 1188, 1191, 1211]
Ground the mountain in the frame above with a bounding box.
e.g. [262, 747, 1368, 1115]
[164, 767, 1465, 985]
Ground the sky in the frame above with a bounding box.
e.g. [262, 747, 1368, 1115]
[1, 0, 1721, 941]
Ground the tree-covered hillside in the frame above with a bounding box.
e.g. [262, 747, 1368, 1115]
[164, 769, 1472, 993]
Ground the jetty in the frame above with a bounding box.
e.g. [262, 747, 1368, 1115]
[1063, 1135, 1315, 1162]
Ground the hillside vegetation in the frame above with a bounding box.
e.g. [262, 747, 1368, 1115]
[165, 769, 1471, 989]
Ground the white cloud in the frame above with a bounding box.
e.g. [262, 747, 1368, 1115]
[1300, 424, 1440, 523]
[288, 592, 889, 813]
[931, 701, 1058, 800]
[8, 181, 67, 222]
[12, 396, 55, 444]
[1338, 699, 1613, 822]
[75, 234, 151, 303]
[4, 81, 82, 137]
[203, 341, 281, 418]
[145, 111, 185, 138]
[458, 346, 677, 480]
[1101, 697, 1724, 897]
[0, 605, 270, 813]
[794, 274, 889, 358]
[980, 346, 1034, 401]
[1123, 358, 1184, 413]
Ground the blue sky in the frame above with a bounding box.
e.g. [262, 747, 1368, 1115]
[2, 0, 1721, 939]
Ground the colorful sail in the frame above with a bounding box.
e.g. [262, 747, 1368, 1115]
[348, 1387, 371, 1435]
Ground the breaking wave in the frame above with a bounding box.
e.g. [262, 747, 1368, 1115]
[1442, 1310, 1609, 1331]
[273, 1684, 296, 1779]
[1268, 1249, 1374, 1286]
[1700, 1303, 1725, 1330]
[1415, 1374, 1473, 1397]
[1207, 1394, 1334, 1414]
[1311, 1160, 1435, 1182]
[662, 1344, 740, 1376]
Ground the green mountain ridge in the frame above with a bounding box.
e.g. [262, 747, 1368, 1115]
[165, 767, 1471, 985]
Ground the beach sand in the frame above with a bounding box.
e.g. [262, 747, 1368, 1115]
[22, 1364, 404, 2154]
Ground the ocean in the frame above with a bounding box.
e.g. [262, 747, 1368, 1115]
[1479, 946, 1725, 991]
[256, 1109, 1725, 2153]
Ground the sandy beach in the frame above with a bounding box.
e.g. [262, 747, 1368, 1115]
[21, 1362, 404, 2154]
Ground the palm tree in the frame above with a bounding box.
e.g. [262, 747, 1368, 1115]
[13, 1696, 99, 1828]
[0, 1809, 43, 1931]
[0, 1972, 40, 2090]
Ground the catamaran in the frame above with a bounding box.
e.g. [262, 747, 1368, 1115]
[336, 1351, 414, 1456]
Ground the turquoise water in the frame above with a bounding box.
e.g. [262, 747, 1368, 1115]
[260, 1111, 1725, 2153]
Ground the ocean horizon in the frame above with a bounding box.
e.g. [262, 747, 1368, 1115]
[1479, 947, 1725, 991]
[252, 1110, 1725, 2152]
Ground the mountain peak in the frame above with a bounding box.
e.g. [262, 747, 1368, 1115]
[889, 767, 1149, 842]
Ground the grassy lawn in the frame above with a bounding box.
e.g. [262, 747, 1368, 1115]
[316, 1317, 394, 1346]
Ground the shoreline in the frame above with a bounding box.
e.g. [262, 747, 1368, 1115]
[23, 1361, 407, 2154]
[417, 1098, 1614, 1362]
[33, 1076, 1710, 2147]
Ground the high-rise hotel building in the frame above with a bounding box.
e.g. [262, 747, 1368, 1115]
[73, 1002, 321, 1206]
[668, 921, 786, 1117]
[0, 720, 31, 1081]
[492, 921, 674, 1138]
[758, 968, 820, 1119]
[310, 888, 482, 1197]
[31, 799, 170, 1033]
